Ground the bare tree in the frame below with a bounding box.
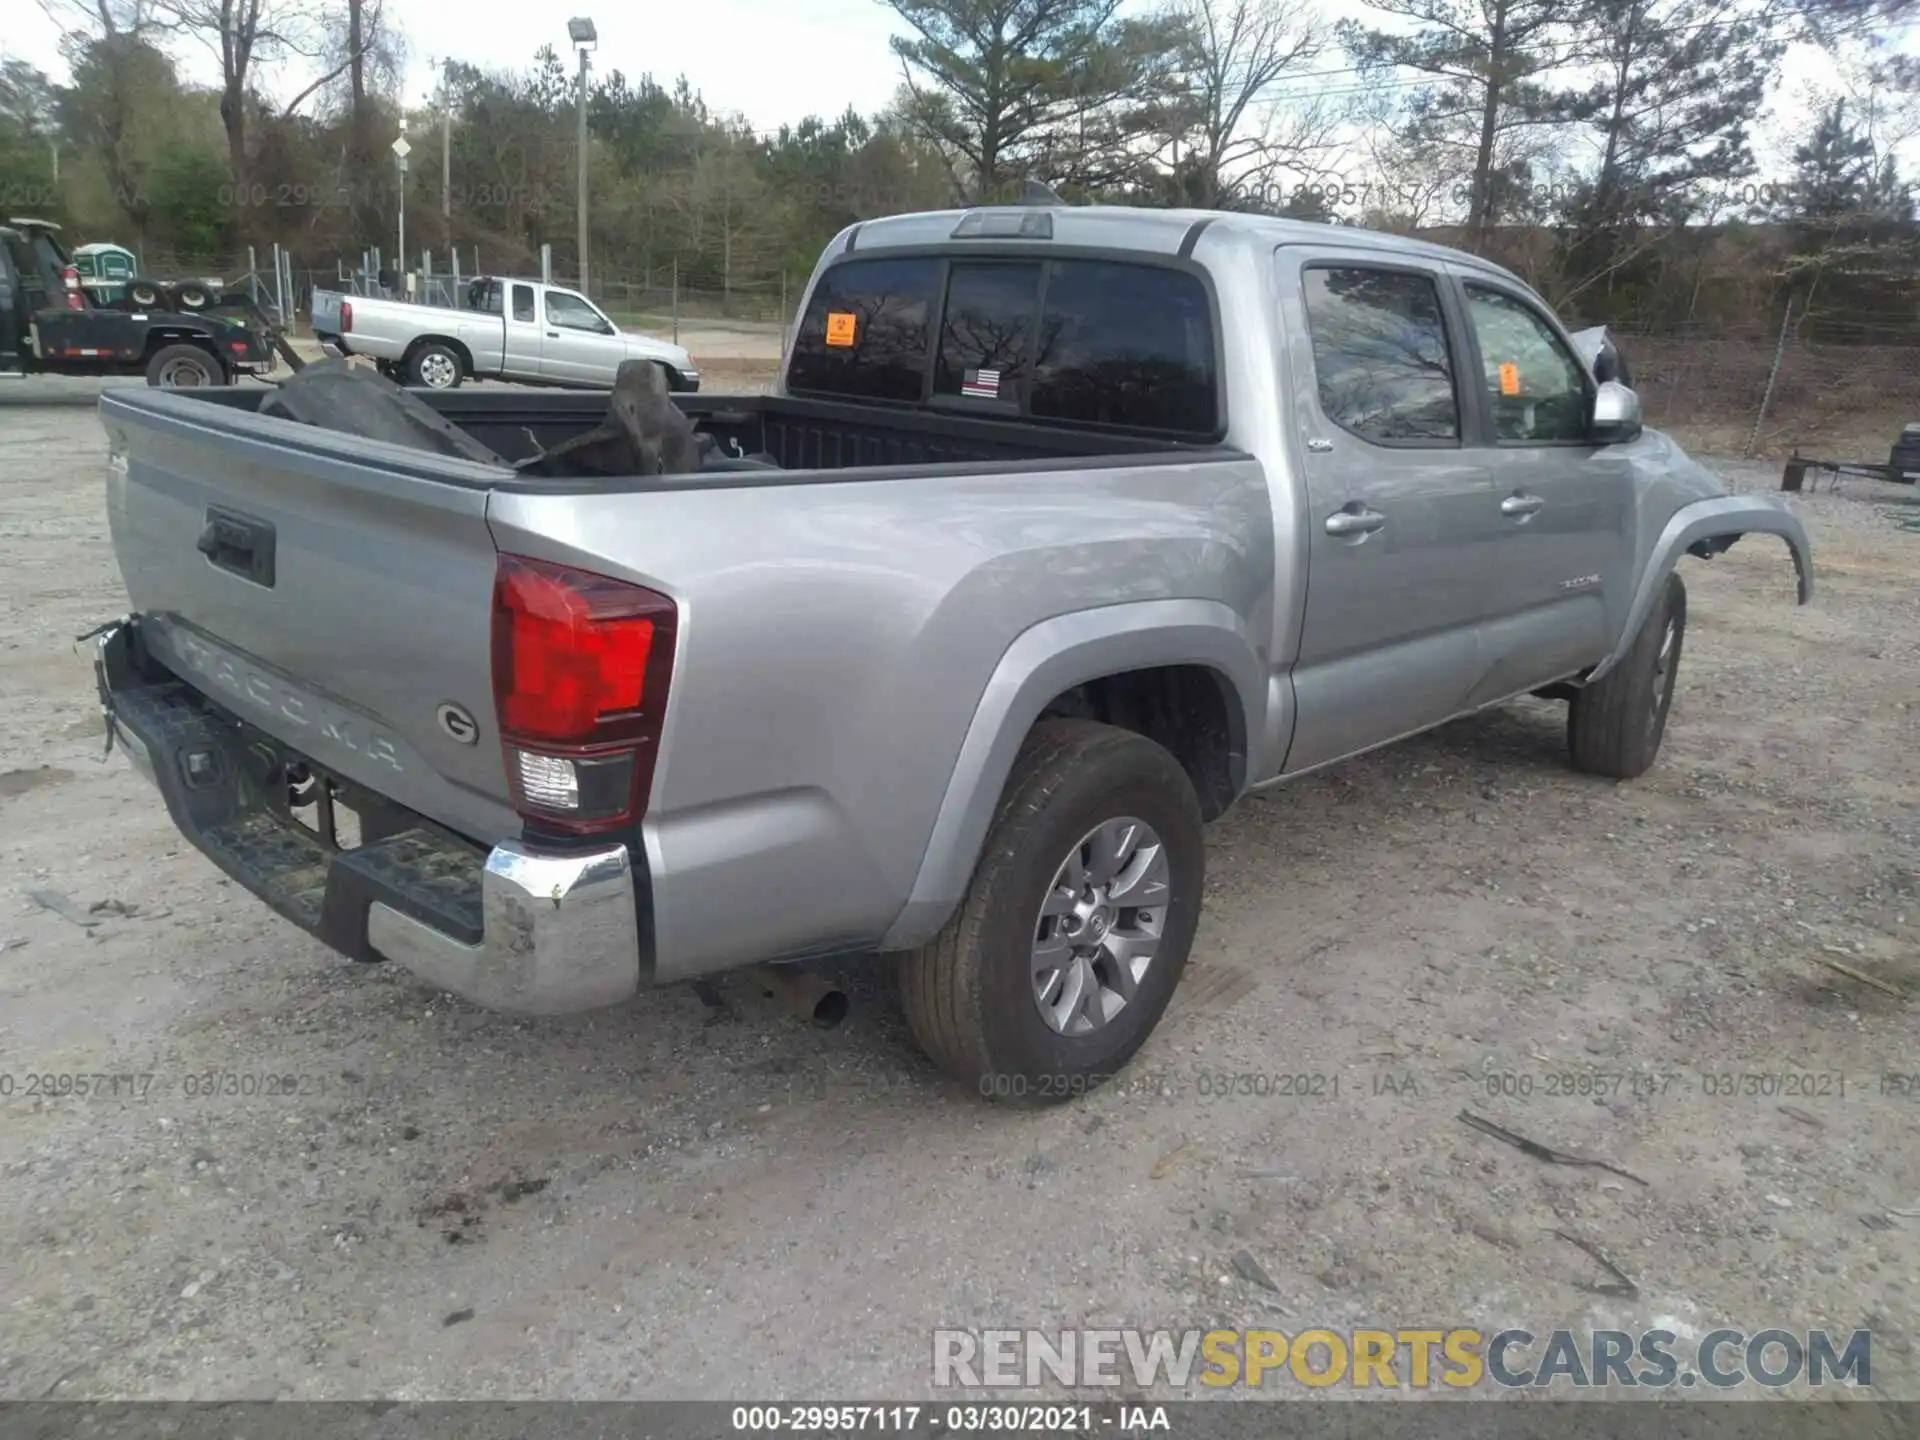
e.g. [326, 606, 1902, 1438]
[1152, 0, 1339, 209]
[157, 0, 382, 229]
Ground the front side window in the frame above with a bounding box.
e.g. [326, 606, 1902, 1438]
[1462, 284, 1589, 442]
[1301, 266, 1459, 443]
[787, 256, 942, 403]
[1032, 261, 1218, 436]
[546, 290, 608, 333]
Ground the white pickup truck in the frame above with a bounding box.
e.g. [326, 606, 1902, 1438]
[310, 276, 699, 392]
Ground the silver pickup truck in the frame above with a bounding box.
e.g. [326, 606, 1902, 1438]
[94, 205, 1812, 1101]
[310, 276, 699, 392]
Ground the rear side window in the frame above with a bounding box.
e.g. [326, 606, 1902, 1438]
[1032, 261, 1216, 435]
[1302, 266, 1459, 443]
[788, 256, 941, 403]
[512, 285, 535, 323]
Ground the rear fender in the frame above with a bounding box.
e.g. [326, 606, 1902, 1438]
[1588, 495, 1813, 684]
[878, 599, 1265, 953]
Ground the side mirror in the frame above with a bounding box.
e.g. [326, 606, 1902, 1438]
[1589, 380, 1642, 445]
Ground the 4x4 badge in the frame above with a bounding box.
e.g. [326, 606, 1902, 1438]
[436, 702, 479, 745]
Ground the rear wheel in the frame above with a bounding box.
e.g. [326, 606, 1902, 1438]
[175, 281, 216, 310]
[407, 341, 463, 389]
[1568, 572, 1686, 780]
[897, 720, 1205, 1104]
[146, 343, 225, 388]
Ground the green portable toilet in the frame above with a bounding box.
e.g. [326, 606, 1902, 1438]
[73, 242, 139, 303]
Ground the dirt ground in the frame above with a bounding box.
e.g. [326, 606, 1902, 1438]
[0, 401, 1915, 1403]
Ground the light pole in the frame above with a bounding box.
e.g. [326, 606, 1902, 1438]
[392, 133, 411, 296]
[567, 17, 597, 294]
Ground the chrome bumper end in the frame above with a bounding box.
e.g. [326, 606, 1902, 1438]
[364, 841, 641, 1015]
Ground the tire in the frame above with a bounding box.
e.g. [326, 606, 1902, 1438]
[407, 341, 463, 389]
[898, 719, 1205, 1104]
[176, 281, 215, 310]
[128, 278, 164, 309]
[146, 343, 225, 388]
[1569, 572, 1687, 780]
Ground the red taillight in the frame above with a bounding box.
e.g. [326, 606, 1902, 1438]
[61, 266, 83, 310]
[491, 554, 676, 833]
[339, 300, 353, 332]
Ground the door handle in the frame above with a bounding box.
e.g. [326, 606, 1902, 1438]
[1325, 507, 1387, 538]
[1500, 493, 1545, 518]
[546, 330, 559, 338]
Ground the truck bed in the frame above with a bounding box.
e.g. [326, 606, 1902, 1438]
[178, 386, 1217, 483]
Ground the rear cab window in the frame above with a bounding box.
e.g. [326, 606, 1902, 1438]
[787, 252, 1220, 438]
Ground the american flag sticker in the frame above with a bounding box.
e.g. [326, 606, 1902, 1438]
[961, 367, 1002, 399]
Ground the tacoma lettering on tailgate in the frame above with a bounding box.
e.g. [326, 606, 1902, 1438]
[172, 629, 404, 773]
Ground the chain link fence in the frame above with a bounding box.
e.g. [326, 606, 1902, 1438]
[1620, 315, 1920, 460]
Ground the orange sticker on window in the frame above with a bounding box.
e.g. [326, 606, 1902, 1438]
[1498, 362, 1520, 396]
[824, 311, 857, 347]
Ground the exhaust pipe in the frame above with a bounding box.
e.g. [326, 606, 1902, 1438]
[752, 964, 849, 1030]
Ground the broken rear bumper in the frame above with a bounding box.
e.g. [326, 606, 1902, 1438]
[95, 620, 641, 1015]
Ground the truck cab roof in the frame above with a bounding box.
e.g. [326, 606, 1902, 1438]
[843, 204, 1534, 296]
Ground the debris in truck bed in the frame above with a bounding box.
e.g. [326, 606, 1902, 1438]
[514, 359, 778, 479]
[258, 358, 506, 467]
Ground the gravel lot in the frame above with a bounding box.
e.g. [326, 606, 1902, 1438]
[0, 402, 1915, 1402]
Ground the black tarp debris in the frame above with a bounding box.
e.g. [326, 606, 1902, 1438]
[259, 358, 506, 467]
[513, 360, 778, 479]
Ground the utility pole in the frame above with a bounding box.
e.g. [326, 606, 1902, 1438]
[567, 18, 597, 293]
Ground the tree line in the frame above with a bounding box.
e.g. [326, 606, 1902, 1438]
[3, 0, 1917, 332]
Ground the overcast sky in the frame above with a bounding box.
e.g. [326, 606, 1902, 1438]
[4, 0, 1915, 173]
[7, 0, 911, 134]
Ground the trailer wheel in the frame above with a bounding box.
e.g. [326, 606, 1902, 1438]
[176, 281, 216, 311]
[407, 341, 463, 389]
[146, 343, 226, 388]
[128, 278, 165, 309]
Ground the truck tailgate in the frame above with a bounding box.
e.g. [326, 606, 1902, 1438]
[99, 390, 518, 842]
[310, 289, 344, 334]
